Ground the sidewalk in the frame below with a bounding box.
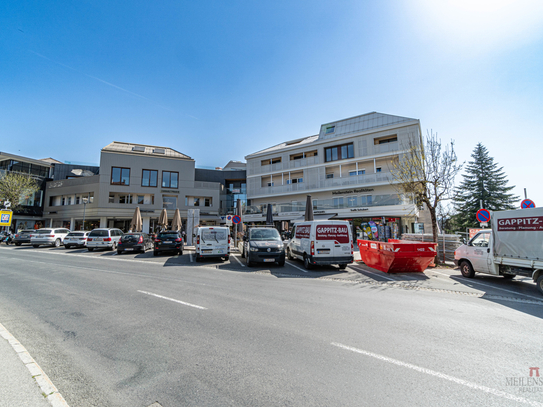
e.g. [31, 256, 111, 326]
[0, 323, 68, 407]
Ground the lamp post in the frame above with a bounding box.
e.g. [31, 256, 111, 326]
[82, 197, 88, 230]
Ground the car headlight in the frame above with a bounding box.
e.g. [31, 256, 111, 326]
[250, 247, 259, 252]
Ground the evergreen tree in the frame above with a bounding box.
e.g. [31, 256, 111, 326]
[453, 143, 519, 230]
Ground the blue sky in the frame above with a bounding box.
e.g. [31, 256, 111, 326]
[2, 0, 542, 206]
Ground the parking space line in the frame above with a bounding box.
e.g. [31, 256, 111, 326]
[348, 264, 396, 281]
[230, 254, 246, 267]
[285, 260, 308, 273]
[431, 270, 542, 301]
[137, 290, 207, 310]
[331, 342, 543, 407]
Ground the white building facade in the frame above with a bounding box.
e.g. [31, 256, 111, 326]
[244, 112, 422, 239]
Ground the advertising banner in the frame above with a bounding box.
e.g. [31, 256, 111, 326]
[316, 224, 349, 243]
[0, 210, 13, 227]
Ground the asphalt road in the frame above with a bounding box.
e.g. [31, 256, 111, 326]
[0, 244, 542, 407]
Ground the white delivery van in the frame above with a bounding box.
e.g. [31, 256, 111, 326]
[287, 220, 353, 270]
[454, 207, 543, 295]
[194, 226, 230, 261]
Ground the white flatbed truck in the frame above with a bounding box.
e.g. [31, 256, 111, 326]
[454, 207, 543, 295]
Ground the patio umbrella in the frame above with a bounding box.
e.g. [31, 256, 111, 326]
[304, 195, 314, 221]
[130, 207, 143, 232]
[171, 208, 182, 231]
[158, 208, 168, 231]
[266, 203, 274, 226]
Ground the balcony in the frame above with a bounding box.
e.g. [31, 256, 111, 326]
[245, 194, 406, 215]
[250, 172, 391, 198]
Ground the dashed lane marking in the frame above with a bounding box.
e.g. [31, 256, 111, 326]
[332, 342, 543, 407]
[137, 290, 207, 310]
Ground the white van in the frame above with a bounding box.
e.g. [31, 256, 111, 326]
[194, 226, 230, 261]
[286, 220, 353, 270]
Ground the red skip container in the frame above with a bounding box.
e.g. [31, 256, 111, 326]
[357, 239, 437, 273]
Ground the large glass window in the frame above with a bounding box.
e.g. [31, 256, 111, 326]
[325, 143, 354, 162]
[142, 170, 158, 187]
[111, 167, 130, 185]
[163, 196, 177, 209]
[162, 171, 179, 188]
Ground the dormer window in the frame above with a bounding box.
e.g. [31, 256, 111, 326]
[325, 126, 335, 135]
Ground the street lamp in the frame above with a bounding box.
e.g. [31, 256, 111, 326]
[82, 197, 88, 230]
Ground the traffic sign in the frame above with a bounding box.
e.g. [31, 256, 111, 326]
[476, 209, 491, 223]
[226, 215, 232, 221]
[0, 210, 13, 227]
[232, 215, 241, 224]
[521, 199, 536, 209]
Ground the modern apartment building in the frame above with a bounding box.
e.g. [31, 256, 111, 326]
[244, 112, 422, 239]
[0, 152, 54, 230]
[44, 142, 222, 232]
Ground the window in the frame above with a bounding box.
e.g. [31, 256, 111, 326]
[194, 198, 200, 206]
[109, 194, 115, 204]
[61, 197, 66, 205]
[347, 196, 357, 207]
[261, 157, 281, 166]
[76, 196, 80, 204]
[119, 195, 132, 204]
[333, 197, 344, 208]
[111, 167, 130, 185]
[162, 196, 177, 209]
[326, 174, 334, 179]
[267, 182, 274, 186]
[350, 169, 366, 176]
[374, 135, 398, 144]
[67, 197, 72, 205]
[137, 195, 144, 205]
[360, 195, 372, 206]
[142, 170, 158, 187]
[204, 198, 211, 207]
[325, 126, 335, 134]
[162, 171, 179, 188]
[376, 167, 382, 173]
[325, 143, 354, 162]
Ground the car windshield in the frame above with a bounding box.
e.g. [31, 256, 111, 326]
[249, 228, 281, 241]
[35, 230, 52, 234]
[158, 233, 179, 239]
[202, 230, 227, 242]
[121, 234, 140, 241]
[89, 230, 109, 237]
[67, 233, 85, 237]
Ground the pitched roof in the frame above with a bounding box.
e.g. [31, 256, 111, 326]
[101, 141, 192, 160]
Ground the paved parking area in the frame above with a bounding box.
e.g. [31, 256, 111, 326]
[3, 244, 542, 305]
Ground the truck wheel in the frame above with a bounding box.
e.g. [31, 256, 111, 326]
[460, 260, 475, 278]
[287, 248, 294, 260]
[537, 275, 543, 295]
[33, 245, 39, 248]
[241, 248, 245, 258]
[338, 264, 347, 270]
[304, 255, 313, 270]
[246, 256, 253, 267]
[503, 274, 515, 280]
[15, 243, 21, 246]
[88, 248, 94, 252]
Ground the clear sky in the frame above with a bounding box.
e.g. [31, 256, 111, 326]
[2, 0, 542, 206]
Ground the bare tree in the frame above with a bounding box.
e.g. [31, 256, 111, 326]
[389, 131, 463, 261]
[0, 172, 39, 212]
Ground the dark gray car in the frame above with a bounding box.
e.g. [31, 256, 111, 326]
[241, 227, 285, 267]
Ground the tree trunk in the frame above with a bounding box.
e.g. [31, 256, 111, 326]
[429, 206, 440, 265]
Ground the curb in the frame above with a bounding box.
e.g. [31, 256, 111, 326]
[0, 323, 70, 407]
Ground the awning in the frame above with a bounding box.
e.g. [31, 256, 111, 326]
[292, 213, 337, 222]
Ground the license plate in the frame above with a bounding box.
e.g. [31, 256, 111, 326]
[202, 249, 212, 253]
[164, 241, 172, 244]
[263, 258, 274, 262]
[317, 249, 330, 254]
[125, 248, 133, 251]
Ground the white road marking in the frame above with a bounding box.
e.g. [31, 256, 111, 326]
[137, 290, 207, 310]
[348, 264, 396, 281]
[332, 342, 543, 407]
[231, 254, 245, 267]
[431, 270, 542, 301]
[286, 260, 308, 273]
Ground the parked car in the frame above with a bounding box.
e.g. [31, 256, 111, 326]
[240, 226, 285, 267]
[86, 228, 123, 251]
[193, 226, 230, 261]
[154, 231, 184, 256]
[286, 220, 354, 270]
[63, 231, 91, 249]
[12, 229, 35, 246]
[117, 232, 153, 254]
[31, 228, 71, 248]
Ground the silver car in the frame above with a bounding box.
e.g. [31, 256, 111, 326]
[64, 231, 91, 249]
[31, 228, 71, 248]
[87, 228, 123, 251]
